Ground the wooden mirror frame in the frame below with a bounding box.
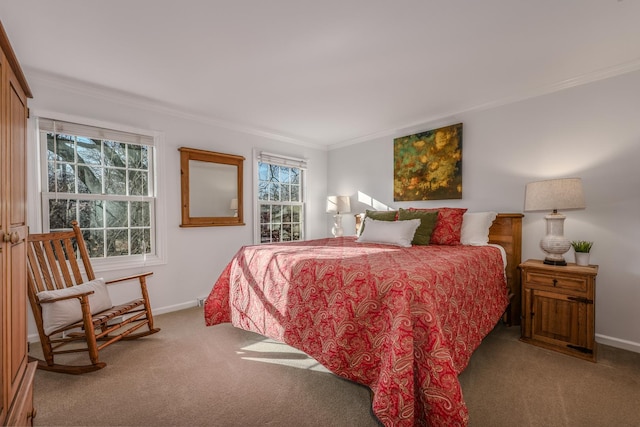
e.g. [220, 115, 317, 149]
[179, 147, 245, 227]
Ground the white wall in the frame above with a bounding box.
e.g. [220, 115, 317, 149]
[26, 68, 640, 353]
[328, 70, 640, 353]
[25, 73, 329, 337]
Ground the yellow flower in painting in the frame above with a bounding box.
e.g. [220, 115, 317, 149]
[429, 162, 439, 171]
[434, 131, 448, 149]
[413, 140, 426, 149]
[420, 155, 428, 163]
[407, 176, 420, 190]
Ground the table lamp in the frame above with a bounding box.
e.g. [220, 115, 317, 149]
[524, 178, 585, 265]
[326, 196, 351, 237]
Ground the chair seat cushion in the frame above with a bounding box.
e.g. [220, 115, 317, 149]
[37, 278, 113, 335]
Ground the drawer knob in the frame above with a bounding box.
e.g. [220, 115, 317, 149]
[553, 279, 558, 286]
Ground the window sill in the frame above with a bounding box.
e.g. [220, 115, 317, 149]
[90, 253, 166, 274]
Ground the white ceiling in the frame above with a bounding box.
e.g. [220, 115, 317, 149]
[2, 1, 640, 148]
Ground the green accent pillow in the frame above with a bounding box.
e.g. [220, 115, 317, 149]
[360, 210, 397, 234]
[365, 209, 397, 221]
[397, 208, 439, 245]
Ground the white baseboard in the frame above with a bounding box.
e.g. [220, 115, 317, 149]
[596, 333, 640, 354]
[153, 300, 199, 315]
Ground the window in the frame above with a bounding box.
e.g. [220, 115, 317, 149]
[256, 151, 307, 244]
[38, 118, 162, 265]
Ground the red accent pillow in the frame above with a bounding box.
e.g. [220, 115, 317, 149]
[407, 207, 467, 245]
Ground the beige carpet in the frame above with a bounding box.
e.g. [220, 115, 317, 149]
[30, 307, 640, 427]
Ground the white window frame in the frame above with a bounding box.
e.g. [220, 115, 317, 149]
[253, 149, 308, 244]
[32, 111, 167, 272]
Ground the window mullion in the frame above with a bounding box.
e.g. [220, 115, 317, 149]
[42, 192, 152, 203]
[101, 140, 106, 195]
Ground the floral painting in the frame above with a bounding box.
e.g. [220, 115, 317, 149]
[393, 123, 463, 201]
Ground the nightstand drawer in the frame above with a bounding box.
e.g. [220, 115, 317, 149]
[524, 271, 587, 292]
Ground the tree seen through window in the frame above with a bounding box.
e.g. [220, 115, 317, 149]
[258, 162, 303, 243]
[46, 132, 153, 258]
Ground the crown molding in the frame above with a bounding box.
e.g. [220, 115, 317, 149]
[328, 57, 640, 151]
[24, 57, 640, 153]
[24, 67, 327, 151]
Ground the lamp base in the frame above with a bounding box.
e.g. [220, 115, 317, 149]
[543, 258, 567, 266]
[539, 212, 571, 267]
[331, 214, 344, 238]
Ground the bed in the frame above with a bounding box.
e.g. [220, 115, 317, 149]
[204, 213, 523, 426]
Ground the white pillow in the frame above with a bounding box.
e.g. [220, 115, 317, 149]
[460, 212, 498, 245]
[37, 278, 113, 336]
[356, 218, 420, 247]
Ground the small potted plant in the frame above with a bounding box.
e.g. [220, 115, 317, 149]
[571, 240, 593, 266]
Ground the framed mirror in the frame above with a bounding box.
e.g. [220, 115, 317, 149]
[179, 147, 244, 227]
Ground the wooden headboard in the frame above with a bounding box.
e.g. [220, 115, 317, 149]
[354, 212, 524, 326]
[489, 213, 524, 326]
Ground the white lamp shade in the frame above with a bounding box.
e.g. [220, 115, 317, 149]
[326, 196, 351, 214]
[524, 178, 585, 212]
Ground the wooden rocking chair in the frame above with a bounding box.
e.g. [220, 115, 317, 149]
[26, 221, 160, 374]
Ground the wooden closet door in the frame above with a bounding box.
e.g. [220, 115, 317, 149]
[0, 19, 34, 425]
[6, 61, 29, 406]
[0, 46, 7, 425]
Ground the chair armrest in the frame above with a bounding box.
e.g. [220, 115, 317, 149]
[39, 291, 95, 304]
[106, 272, 154, 285]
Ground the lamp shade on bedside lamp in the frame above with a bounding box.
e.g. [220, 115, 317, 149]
[524, 178, 585, 265]
[326, 196, 351, 237]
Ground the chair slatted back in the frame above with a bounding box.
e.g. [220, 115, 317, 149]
[27, 221, 96, 297]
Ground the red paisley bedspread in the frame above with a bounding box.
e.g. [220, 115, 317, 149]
[204, 237, 509, 427]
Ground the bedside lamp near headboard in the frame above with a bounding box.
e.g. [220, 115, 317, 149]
[326, 196, 351, 237]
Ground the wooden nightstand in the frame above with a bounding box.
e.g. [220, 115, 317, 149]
[520, 259, 598, 362]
